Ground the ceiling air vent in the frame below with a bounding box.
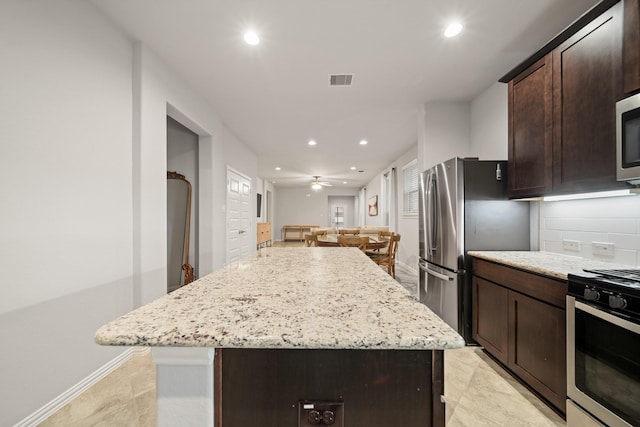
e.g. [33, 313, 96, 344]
[329, 74, 354, 87]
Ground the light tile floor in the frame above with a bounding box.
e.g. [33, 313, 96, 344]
[40, 243, 565, 426]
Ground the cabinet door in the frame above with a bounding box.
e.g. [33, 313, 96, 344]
[552, 2, 624, 193]
[472, 277, 508, 365]
[508, 55, 553, 198]
[508, 291, 566, 413]
[623, 0, 640, 94]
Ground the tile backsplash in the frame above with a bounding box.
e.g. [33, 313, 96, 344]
[538, 195, 640, 266]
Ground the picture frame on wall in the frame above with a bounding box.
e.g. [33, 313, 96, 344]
[368, 195, 378, 216]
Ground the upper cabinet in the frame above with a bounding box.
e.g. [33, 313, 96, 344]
[508, 55, 553, 198]
[504, 1, 630, 198]
[623, 0, 640, 94]
[552, 3, 623, 194]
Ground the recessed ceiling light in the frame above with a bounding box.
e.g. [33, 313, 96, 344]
[350, 166, 356, 170]
[343, 181, 347, 184]
[275, 167, 281, 171]
[359, 140, 368, 145]
[308, 140, 317, 146]
[444, 22, 463, 38]
[244, 31, 260, 45]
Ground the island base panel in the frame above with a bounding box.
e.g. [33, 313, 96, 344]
[215, 348, 444, 427]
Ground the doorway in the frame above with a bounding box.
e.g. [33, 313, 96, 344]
[167, 116, 199, 292]
[328, 196, 356, 228]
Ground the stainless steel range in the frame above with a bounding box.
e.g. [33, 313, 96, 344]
[567, 269, 640, 427]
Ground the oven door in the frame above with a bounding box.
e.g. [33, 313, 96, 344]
[567, 296, 640, 427]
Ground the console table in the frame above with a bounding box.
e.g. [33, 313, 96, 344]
[282, 225, 318, 241]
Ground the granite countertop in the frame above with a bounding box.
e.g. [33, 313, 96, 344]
[96, 247, 465, 350]
[468, 250, 634, 280]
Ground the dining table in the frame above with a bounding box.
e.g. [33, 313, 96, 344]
[316, 234, 389, 250]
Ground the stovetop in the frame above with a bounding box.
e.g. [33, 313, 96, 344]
[583, 268, 640, 283]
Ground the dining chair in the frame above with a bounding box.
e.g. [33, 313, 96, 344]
[367, 230, 393, 256]
[304, 233, 318, 247]
[370, 234, 401, 278]
[338, 228, 360, 236]
[337, 235, 369, 252]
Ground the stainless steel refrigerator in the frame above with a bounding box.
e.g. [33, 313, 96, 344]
[419, 157, 530, 343]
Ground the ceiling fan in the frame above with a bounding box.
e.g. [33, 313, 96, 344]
[311, 176, 332, 190]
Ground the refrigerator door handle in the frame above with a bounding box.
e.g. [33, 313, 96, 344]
[426, 173, 438, 254]
[419, 262, 454, 281]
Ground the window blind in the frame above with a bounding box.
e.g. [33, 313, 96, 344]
[403, 160, 418, 216]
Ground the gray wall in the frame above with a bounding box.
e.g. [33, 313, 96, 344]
[274, 187, 360, 240]
[0, 1, 133, 424]
[0, 1, 258, 424]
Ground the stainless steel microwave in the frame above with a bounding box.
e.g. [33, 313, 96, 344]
[616, 93, 640, 185]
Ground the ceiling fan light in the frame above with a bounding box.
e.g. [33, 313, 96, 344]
[311, 183, 322, 190]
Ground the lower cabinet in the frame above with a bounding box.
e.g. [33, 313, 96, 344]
[472, 258, 567, 414]
[473, 277, 509, 365]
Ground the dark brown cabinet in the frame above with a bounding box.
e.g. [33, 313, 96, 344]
[508, 291, 566, 412]
[552, 3, 624, 194]
[473, 276, 508, 365]
[508, 55, 553, 198]
[472, 258, 567, 413]
[507, 1, 626, 198]
[623, 0, 640, 94]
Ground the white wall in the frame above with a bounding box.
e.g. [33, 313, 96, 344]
[539, 196, 640, 266]
[363, 177, 383, 227]
[0, 1, 258, 424]
[470, 83, 508, 160]
[418, 102, 471, 172]
[0, 1, 133, 424]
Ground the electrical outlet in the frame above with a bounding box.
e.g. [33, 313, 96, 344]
[592, 241, 614, 256]
[562, 239, 580, 252]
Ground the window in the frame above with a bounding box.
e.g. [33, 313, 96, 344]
[403, 159, 419, 216]
[382, 172, 390, 226]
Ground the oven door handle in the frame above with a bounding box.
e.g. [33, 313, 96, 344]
[574, 300, 640, 333]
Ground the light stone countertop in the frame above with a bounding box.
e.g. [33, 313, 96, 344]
[468, 250, 634, 280]
[96, 247, 465, 350]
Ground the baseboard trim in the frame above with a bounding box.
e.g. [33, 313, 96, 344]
[13, 347, 141, 427]
[396, 260, 418, 276]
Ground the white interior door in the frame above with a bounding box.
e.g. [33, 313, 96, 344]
[226, 168, 252, 264]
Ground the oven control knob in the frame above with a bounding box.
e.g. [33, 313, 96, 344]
[584, 288, 600, 301]
[609, 295, 627, 309]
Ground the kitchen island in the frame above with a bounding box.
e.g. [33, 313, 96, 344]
[96, 247, 464, 426]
